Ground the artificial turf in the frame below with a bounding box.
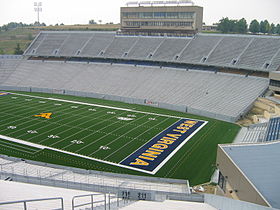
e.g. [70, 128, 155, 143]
[0, 91, 240, 185]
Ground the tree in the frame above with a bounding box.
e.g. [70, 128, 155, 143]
[2, 25, 8, 31]
[270, 23, 276, 34]
[249, 19, 260, 33]
[260, 20, 270, 34]
[89, 19, 97, 24]
[34, 21, 40, 26]
[217, 17, 232, 33]
[217, 17, 249, 33]
[276, 24, 280, 35]
[236, 18, 247, 33]
[14, 43, 23, 55]
[0, 21, 43, 31]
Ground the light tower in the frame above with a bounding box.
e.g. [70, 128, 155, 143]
[34, 2, 42, 25]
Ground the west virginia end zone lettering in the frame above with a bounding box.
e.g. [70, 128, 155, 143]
[120, 118, 207, 173]
[130, 120, 196, 166]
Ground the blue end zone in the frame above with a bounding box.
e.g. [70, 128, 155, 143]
[0, 92, 10, 96]
[120, 118, 206, 173]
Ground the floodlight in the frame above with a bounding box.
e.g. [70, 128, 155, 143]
[34, 2, 43, 25]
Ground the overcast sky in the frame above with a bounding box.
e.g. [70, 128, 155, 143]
[1, 0, 280, 26]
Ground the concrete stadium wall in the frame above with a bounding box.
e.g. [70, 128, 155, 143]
[0, 154, 187, 186]
[187, 107, 237, 122]
[0, 85, 237, 122]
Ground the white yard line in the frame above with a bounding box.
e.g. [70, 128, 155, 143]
[50, 110, 128, 148]
[1, 91, 209, 174]
[77, 114, 149, 154]
[0, 141, 38, 153]
[0, 142, 36, 155]
[1, 100, 90, 136]
[6, 92, 191, 119]
[60, 110, 136, 150]
[104, 117, 170, 160]
[151, 121, 208, 174]
[0, 95, 112, 123]
[0, 134, 155, 174]
[0, 95, 78, 130]
[36, 108, 109, 144]
[118, 118, 181, 163]
[0, 98, 54, 125]
[1, 95, 114, 139]
[90, 114, 153, 157]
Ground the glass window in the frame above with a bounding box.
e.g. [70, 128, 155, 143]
[125, 21, 141, 27]
[270, 79, 280, 87]
[166, 12, 178, 19]
[143, 12, 153, 18]
[122, 12, 138, 18]
[122, 12, 128, 18]
[218, 172, 226, 192]
[139, 12, 153, 18]
[154, 12, 166, 19]
[124, 21, 193, 28]
[179, 12, 194, 19]
[123, 11, 195, 20]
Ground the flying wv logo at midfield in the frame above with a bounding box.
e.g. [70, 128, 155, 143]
[0, 92, 10, 96]
[33, 113, 53, 119]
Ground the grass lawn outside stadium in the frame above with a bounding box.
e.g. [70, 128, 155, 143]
[0, 91, 240, 186]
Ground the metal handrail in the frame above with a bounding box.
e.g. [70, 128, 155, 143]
[72, 193, 117, 210]
[0, 197, 64, 210]
[72, 193, 104, 210]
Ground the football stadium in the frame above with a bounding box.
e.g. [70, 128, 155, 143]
[0, 0, 280, 209]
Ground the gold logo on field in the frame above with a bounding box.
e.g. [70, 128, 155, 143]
[0, 92, 9, 96]
[33, 113, 52, 119]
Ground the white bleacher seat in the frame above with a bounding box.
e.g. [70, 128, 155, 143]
[0, 61, 269, 122]
[25, 32, 280, 72]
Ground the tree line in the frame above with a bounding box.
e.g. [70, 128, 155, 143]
[217, 18, 280, 35]
[0, 22, 46, 31]
[0, 20, 116, 32]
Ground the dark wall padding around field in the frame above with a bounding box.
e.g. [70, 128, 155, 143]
[24, 31, 280, 72]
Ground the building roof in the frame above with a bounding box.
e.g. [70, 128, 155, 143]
[221, 142, 280, 209]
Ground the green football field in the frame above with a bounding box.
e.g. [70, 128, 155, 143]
[0, 91, 240, 185]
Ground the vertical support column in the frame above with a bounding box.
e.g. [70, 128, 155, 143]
[104, 194, 107, 210]
[108, 192, 111, 210]
[91, 194, 93, 210]
[23, 201, 27, 210]
[60, 198, 64, 210]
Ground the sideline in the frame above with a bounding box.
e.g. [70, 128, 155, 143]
[6, 91, 205, 120]
[0, 134, 155, 174]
